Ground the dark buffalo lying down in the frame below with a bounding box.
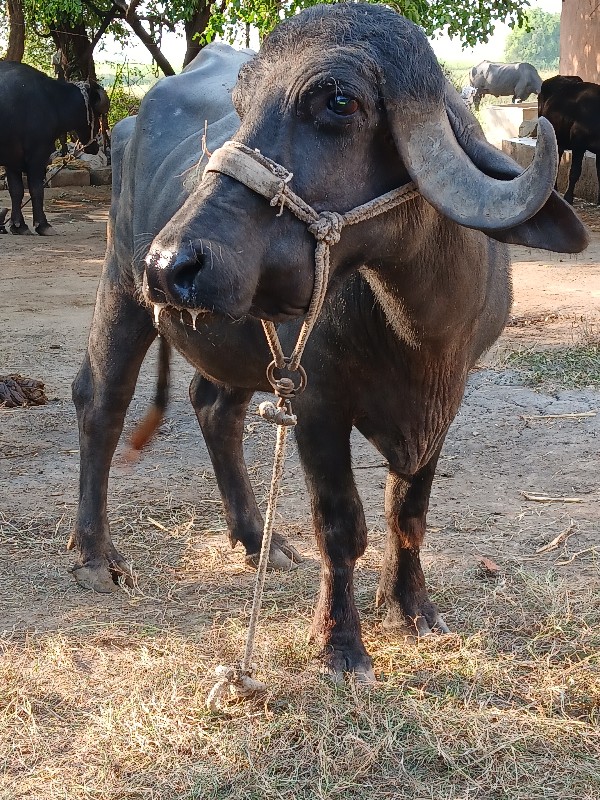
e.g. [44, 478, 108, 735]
[71, 4, 588, 682]
[0, 62, 109, 235]
[469, 60, 542, 111]
[538, 74, 600, 205]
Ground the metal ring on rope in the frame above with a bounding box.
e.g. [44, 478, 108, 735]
[266, 360, 307, 397]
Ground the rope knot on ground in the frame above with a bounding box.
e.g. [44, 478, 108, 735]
[206, 665, 267, 713]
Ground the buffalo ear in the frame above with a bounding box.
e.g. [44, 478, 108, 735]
[485, 192, 589, 252]
[444, 84, 589, 253]
[89, 85, 110, 117]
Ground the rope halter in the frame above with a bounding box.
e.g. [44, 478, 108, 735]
[203, 139, 420, 712]
[72, 81, 97, 149]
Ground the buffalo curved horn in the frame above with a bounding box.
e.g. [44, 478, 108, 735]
[392, 108, 558, 231]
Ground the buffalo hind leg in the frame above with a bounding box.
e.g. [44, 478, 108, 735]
[70, 284, 156, 591]
[376, 452, 449, 636]
[564, 148, 585, 205]
[189, 374, 301, 570]
[295, 410, 375, 683]
[28, 161, 54, 235]
[5, 168, 31, 234]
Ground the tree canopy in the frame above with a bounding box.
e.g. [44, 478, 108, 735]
[2, 0, 532, 81]
[504, 8, 560, 68]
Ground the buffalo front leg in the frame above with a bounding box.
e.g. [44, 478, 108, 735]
[189, 375, 301, 570]
[376, 452, 450, 636]
[5, 168, 30, 234]
[70, 285, 156, 591]
[295, 412, 375, 683]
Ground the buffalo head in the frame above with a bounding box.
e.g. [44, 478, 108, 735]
[77, 82, 109, 154]
[144, 3, 578, 322]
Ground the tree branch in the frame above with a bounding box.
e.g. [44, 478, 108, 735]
[121, 1, 176, 75]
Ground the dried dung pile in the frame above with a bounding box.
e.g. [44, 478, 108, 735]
[0, 375, 47, 407]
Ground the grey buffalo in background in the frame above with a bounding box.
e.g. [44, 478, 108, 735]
[71, 4, 587, 682]
[470, 60, 543, 111]
[538, 74, 600, 204]
[0, 62, 109, 234]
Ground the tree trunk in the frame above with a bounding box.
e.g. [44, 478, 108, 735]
[5, 0, 26, 62]
[182, 1, 212, 68]
[51, 21, 98, 81]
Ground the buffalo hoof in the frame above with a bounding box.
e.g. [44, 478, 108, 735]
[376, 583, 451, 636]
[10, 222, 32, 235]
[319, 649, 377, 686]
[385, 610, 450, 636]
[245, 534, 302, 571]
[69, 550, 134, 593]
[35, 223, 57, 236]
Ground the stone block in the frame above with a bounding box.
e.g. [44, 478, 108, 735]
[90, 167, 112, 186]
[482, 102, 539, 149]
[49, 169, 90, 188]
[518, 119, 538, 138]
[502, 137, 599, 203]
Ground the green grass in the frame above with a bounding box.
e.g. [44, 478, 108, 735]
[506, 345, 600, 390]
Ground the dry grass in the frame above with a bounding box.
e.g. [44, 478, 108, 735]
[1, 501, 599, 800]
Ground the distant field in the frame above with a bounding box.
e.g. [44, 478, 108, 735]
[96, 61, 159, 98]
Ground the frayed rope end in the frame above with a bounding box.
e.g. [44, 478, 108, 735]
[206, 665, 266, 713]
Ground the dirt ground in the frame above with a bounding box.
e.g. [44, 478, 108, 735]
[0, 186, 599, 625]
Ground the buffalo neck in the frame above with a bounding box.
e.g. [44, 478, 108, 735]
[355, 206, 500, 349]
[51, 81, 91, 142]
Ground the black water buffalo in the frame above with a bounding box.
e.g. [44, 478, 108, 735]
[470, 60, 542, 111]
[0, 62, 109, 234]
[71, 4, 587, 682]
[538, 74, 600, 204]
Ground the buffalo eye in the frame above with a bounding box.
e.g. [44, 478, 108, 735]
[327, 95, 359, 116]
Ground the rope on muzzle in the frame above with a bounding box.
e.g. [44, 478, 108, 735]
[203, 140, 420, 712]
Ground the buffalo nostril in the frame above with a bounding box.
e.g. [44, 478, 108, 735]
[169, 247, 205, 302]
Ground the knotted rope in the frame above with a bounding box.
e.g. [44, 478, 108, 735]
[204, 139, 419, 712]
[72, 81, 96, 149]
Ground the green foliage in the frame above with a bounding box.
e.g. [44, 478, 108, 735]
[22, 35, 55, 73]
[26, 0, 129, 41]
[102, 61, 149, 126]
[22, 2, 56, 73]
[7, 0, 533, 81]
[201, 0, 531, 49]
[504, 8, 560, 68]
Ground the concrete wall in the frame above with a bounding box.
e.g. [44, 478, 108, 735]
[560, 0, 600, 82]
[481, 103, 538, 149]
[502, 137, 599, 203]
